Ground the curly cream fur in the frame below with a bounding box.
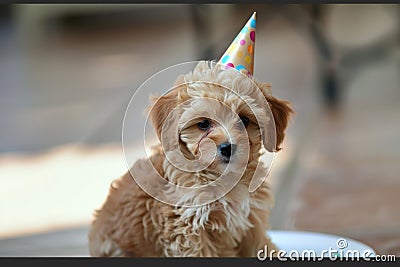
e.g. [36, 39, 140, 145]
[88, 61, 293, 257]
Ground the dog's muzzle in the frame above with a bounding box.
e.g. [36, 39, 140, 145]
[218, 142, 237, 163]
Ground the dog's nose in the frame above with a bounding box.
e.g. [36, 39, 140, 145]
[218, 142, 237, 159]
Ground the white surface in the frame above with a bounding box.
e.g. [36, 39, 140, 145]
[269, 230, 376, 257]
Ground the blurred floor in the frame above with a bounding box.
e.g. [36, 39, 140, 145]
[0, 4, 399, 256]
[272, 5, 400, 256]
[0, 226, 90, 257]
[280, 58, 400, 255]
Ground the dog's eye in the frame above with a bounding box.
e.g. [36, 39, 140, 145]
[240, 116, 250, 128]
[197, 119, 211, 130]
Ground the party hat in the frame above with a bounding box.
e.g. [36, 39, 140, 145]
[218, 12, 256, 76]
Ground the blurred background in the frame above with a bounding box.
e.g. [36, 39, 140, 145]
[0, 4, 399, 256]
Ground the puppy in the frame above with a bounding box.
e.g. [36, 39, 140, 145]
[88, 61, 293, 257]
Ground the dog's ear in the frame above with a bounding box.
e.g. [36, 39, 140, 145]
[258, 83, 294, 152]
[149, 89, 179, 141]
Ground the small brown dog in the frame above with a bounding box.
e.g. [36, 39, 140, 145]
[88, 61, 293, 257]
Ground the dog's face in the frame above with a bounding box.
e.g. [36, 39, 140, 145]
[175, 83, 267, 176]
[149, 62, 293, 181]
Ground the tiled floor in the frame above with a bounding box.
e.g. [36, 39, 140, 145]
[0, 4, 398, 257]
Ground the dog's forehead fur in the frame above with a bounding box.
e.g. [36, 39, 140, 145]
[175, 62, 270, 120]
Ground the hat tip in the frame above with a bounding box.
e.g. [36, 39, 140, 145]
[217, 11, 257, 75]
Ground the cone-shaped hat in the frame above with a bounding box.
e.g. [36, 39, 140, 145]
[218, 12, 256, 76]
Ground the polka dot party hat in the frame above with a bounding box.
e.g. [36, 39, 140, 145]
[218, 12, 256, 76]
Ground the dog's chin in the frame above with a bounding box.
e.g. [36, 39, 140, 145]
[201, 156, 245, 177]
[186, 147, 249, 181]
[186, 159, 226, 179]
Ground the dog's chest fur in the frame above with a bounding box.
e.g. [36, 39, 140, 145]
[158, 163, 262, 255]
